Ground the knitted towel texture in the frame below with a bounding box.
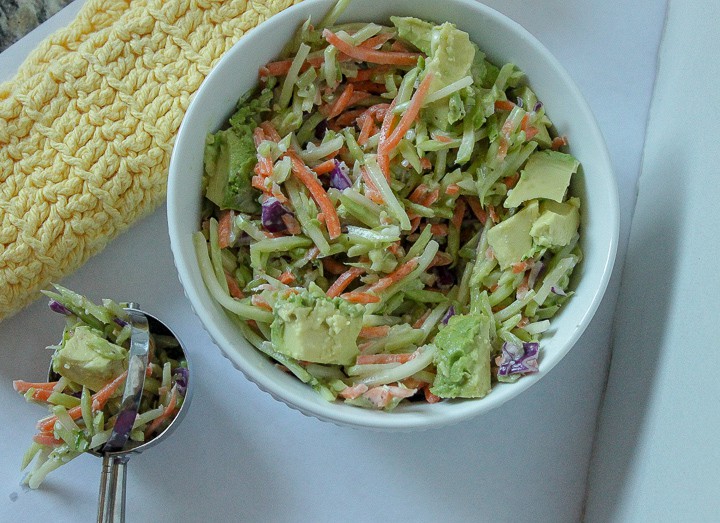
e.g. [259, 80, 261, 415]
[0, 0, 299, 320]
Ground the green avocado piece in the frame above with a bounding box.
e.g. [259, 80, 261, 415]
[487, 200, 540, 269]
[424, 22, 475, 130]
[392, 17, 475, 130]
[390, 16, 434, 54]
[204, 128, 259, 213]
[270, 290, 363, 365]
[52, 326, 128, 391]
[504, 150, 580, 208]
[531, 197, 580, 249]
[430, 313, 492, 399]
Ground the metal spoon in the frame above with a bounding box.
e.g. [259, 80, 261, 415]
[49, 306, 192, 523]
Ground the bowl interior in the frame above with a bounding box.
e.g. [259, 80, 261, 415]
[167, 0, 618, 430]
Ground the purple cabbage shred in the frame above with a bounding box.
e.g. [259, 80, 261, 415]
[114, 317, 129, 327]
[261, 197, 294, 233]
[48, 300, 72, 316]
[329, 160, 352, 190]
[441, 306, 456, 325]
[173, 367, 189, 397]
[497, 341, 539, 377]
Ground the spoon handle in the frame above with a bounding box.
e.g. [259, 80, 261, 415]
[97, 454, 129, 523]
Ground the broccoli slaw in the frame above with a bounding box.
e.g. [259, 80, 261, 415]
[194, 1, 582, 410]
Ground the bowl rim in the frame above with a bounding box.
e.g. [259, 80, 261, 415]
[167, 0, 619, 430]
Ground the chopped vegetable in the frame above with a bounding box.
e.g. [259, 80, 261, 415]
[196, 0, 583, 410]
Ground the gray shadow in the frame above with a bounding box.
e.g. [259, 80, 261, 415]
[584, 146, 687, 519]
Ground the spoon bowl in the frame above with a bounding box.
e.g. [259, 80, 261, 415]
[48, 306, 192, 523]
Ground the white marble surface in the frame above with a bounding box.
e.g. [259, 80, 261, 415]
[0, 1, 667, 521]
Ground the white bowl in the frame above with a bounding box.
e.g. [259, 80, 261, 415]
[167, 0, 618, 430]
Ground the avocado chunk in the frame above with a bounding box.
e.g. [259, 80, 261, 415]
[270, 290, 363, 365]
[204, 128, 259, 213]
[390, 16, 434, 54]
[52, 326, 128, 391]
[204, 85, 274, 213]
[430, 312, 492, 399]
[504, 150, 579, 208]
[531, 197, 580, 249]
[487, 200, 540, 269]
[392, 18, 475, 130]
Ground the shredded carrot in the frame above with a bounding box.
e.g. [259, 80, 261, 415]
[445, 183, 461, 196]
[412, 309, 431, 329]
[340, 291, 381, 304]
[225, 272, 244, 299]
[335, 108, 366, 127]
[251, 295, 273, 311]
[430, 223, 448, 237]
[487, 204, 499, 224]
[360, 166, 384, 204]
[259, 55, 325, 78]
[376, 98, 398, 180]
[424, 385, 442, 403]
[494, 99, 516, 111]
[357, 115, 376, 145]
[366, 257, 419, 294]
[419, 156, 432, 170]
[37, 371, 128, 432]
[390, 40, 410, 53]
[33, 432, 63, 446]
[421, 187, 440, 207]
[25, 388, 53, 402]
[252, 175, 270, 194]
[381, 72, 434, 154]
[525, 126, 540, 140]
[288, 152, 341, 239]
[359, 325, 391, 339]
[451, 198, 466, 230]
[347, 65, 390, 82]
[217, 210, 233, 249]
[433, 133, 453, 143]
[340, 383, 369, 400]
[349, 81, 386, 94]
[409, 216, 422, 234]
[260, 121, 282, 142]
[326, 266, 364, 298]
[429, 251, 453, 268]
[279, 271, 296, 285]
[408, 183, 429, 204]
[503, 172, 520, 190]
[326, 83, 355, 119]
[551, 136, 568, 150]
[313, 158, 337, 175]
[497, 136, 509, 161]
[358, 32, 395, 50]
[13, 380, 58, 393]
[511, 260, 530, 273]
[466, 196, 488, 224]
[520, 113, 530, 132]
[356, 353, 415, 365]
[322, 257, 348, 275]
[322, 29, 421, 66]
[145, 386, 179, 438]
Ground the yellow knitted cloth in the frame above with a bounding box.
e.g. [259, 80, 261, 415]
[0, 0, 300, 320]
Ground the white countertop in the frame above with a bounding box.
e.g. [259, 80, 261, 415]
[0, 1, 668, 521]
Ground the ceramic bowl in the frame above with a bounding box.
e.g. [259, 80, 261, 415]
[167, 0, 618, 430]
